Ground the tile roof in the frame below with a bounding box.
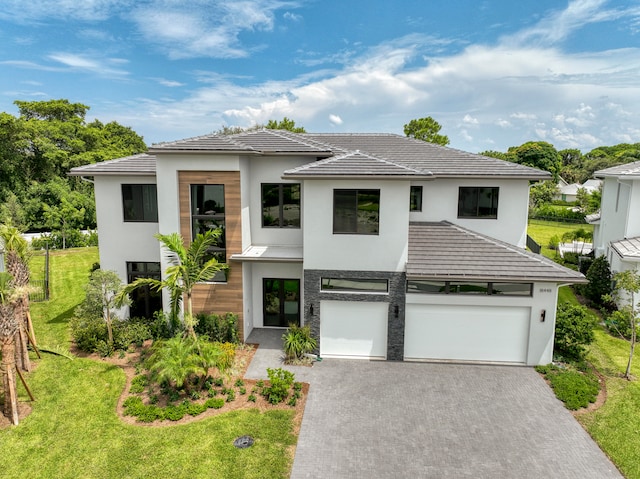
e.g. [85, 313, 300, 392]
[69, 130, 551, 180]
[594, 160, 640, 178]
[283, 150, 429, 178]
[149, 129, 332, 154]
[407, 221, 586, 283]
[611, 236, 640, 260]
[67, 153, 156, 176]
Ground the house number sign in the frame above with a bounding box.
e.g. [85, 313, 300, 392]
[539, 288, 553, 293]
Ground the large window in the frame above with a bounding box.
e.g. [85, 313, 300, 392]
[333, 189, 380, 234]
[321, 277, 389, 293]
[127, 262, 162, 319]
[407, 280, 532, 296]
[458, 187, 499, 218]
[191, 184, 226, 282]
[122, 184, 158, 222]
[410, 186, 423, 212]
[262, 183, 301, 228]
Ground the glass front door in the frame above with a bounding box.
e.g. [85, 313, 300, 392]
[263, 278, 300, 327]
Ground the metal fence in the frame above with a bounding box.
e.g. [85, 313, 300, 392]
[29, 279, 49, 302]
[526, 235, 541, 254]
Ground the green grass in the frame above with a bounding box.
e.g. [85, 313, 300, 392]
[29, 247, 99, 349]
[579, 330, 640, 479]
[2, 247, 296, 479]
[527, 219, 593, 259]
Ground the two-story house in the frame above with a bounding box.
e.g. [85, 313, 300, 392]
[589, 161, 640, 274]
[69, 129, 584, 365]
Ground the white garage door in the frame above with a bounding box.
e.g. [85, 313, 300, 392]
[320, 300, 388, 359]
[404, 305, 530, 363]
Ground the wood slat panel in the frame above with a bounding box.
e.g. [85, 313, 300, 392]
[178, 171, 245, 340]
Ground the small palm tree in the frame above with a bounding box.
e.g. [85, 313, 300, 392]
[0, 272, 20, 425]
[120, 230, 228, 339]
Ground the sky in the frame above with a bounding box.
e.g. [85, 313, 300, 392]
[1, 0, 639, 153]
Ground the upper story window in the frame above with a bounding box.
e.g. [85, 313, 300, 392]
[122, 184, 158, 222]
[410, 186, 423, 212]
[191, 184, 226, 282]
[333, 189, 380, 235]
[407, 280, 532, 296]
[458, 187, 499, 219]
[262, 183, 301, 228]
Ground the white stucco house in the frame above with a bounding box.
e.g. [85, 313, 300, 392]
[554, 179, 602, 203]
[69, 130, 585, 365]
[588, 161, 640, 274]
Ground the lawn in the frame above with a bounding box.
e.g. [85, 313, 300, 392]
[527, 219, 593, 259]
[1, 247, 297, 479]
[579, 330, 640, 479]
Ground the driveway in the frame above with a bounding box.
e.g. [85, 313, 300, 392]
[245, 330, 622, 479]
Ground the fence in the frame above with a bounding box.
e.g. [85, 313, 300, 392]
[29, 279, 49, 302]
[526, 235, 541, 254]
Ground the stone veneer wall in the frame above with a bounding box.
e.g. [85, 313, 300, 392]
[303, 269, 406, 361]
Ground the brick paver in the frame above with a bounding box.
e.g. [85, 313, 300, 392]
[246, 329, 622, 479]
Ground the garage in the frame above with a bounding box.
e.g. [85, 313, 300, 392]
[404, 304, 531, 363]
[320, 300, 388, 359]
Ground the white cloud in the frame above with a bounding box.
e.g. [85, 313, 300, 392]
[48, 53, 130, 77]
[329, 114, 343, 125]
[154, 78, 185, 87]
[0, 0, 125, 22]
[284, 11, 302, 22]
[462, 114, 479, 125]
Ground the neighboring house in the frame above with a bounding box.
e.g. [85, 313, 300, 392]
[69, 130, 584, 365]
[554, 179, 602, 202]
[589, 161, 640, 273]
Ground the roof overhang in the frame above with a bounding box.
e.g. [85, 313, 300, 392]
[229, 245, 303, 262]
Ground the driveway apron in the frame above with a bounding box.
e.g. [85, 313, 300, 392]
[245, 331, 621, 479]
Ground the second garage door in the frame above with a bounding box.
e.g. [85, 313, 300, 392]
[404, 304, 530, 363]
[320, 300, 388, 359]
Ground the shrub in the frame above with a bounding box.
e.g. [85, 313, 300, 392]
[283, 324, 317, 362]
[205, 398, 225, 409]
[548, 235, 560, 250]
[554, 303, 597, 360]
[529, 204, 586, 222]
[226, 390, 235, 402]
[70, 315, 152, 355]
[130, 374, 148, 394]
[604, 309, 638, 340]
[248, 394, 257, 403]
[548, 369, 599, 410]
[148, 310, 183, 340]
[164, 404, 186, 421]
[263, 368, 295, 405]
[186, 402, 207, 416]
[195, 312, 239, 343]
[215, 342, 236, 371]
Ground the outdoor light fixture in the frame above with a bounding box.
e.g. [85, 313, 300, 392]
[394, 305, 399, 318]
[540, 309, 546, 322]
[309, 304, 314, 316]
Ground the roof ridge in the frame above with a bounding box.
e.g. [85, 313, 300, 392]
[234, 128, 331, 152]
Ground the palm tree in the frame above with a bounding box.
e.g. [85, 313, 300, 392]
[121, 230, 228, 339]
[0, 272, 20, 425]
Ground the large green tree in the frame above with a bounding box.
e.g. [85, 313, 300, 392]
[404, 116, 449, 146]
[0, 99, 146, 232]
[265, 117, 306, 133]
[507, 141, 562, 179]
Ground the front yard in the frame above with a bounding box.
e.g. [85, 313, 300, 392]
[0, 247, 298, 479]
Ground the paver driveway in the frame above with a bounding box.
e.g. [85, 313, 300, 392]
[245, 330, 622, 479]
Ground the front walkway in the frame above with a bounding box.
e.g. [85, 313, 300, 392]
[245, 329, 622, 479]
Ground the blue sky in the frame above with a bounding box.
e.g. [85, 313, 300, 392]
[1, 0, 639, 152]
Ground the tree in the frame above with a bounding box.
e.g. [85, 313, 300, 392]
[0, 272, 20, 425]
[583, 255, 613, 309]
[120, 230, 228, 339]
[529, 180, 558, 208]
[507, 141, 562, 179]
[81, 269, 129, 348]
[403, 116, 449, 146]
[576, 186, 601, 214]
[265, 117, 306, 133]
[604, 269, 640, 380]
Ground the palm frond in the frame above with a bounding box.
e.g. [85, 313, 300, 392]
[188, 230, 221, 264]
[155, 232, 188, 264]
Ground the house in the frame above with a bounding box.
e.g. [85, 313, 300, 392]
[554, 179, 602, 203]
[589, 161, 640, 274]
[69, 130, 585, 365]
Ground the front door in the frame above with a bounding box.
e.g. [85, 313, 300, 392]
[263, 278, 300, 327]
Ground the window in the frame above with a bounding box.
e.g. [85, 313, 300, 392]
[321, 277, 388, 293]
[127, 262, 162, 319]
[122, 184, 158, 222]
[458, 187, 499, 218]
[410, 186, 423, 212]
[407, 280, 532, 296]
[333, 189, 380, 234]
[191, 184, 226, 282]
[262, 183, 301, 228]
